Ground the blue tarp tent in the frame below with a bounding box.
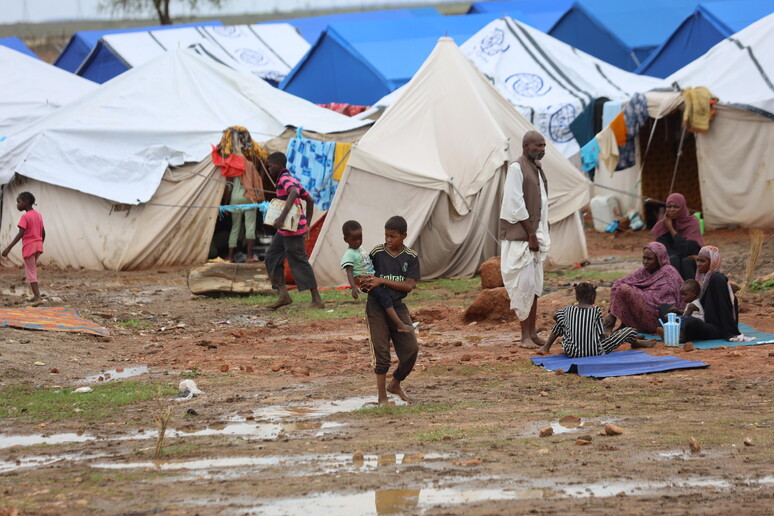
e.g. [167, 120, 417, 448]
[279, 14, 499, 106]
[467, 0, 574, 32]
[265, 7, 440, 44]
[549, 0, 702, 71]
[636, 0, 774, 78]
[0, 37, 37, 59]
[53, 20, 222, 73]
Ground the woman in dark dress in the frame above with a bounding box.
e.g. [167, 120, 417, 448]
[681, 246, 740, 341]
[651, 193, 703, 280]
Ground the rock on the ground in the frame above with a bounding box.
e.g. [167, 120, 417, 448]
[464, 287, 515, 323]
[539, 427, 553, 437]
[743, 437, 754, 447]
[479, 257, 503, 289]
[689, 437, 701, 453]
[604, 423, 624, 435]
[411, 306, 451, 324]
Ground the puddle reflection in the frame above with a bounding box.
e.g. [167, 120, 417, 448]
[248, 397, 406, 422]
[84, 365, 149, 383]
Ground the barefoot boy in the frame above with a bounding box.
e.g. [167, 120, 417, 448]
[341, 220, 414, 333]
[358, 216, 420, 405]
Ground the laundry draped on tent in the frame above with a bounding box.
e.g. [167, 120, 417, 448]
[310, 37, 591, 287]
[0, 48, 370, 270]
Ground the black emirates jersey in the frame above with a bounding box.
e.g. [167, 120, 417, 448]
[369, 244, 420, 304]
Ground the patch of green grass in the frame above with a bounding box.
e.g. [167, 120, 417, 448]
[0, 382, 177, 422]
[747, 280, 774, 293]
[416, 427, 467, 442]
[238, 277, 481, 322]
[117, 319, 152, 329]
[180, 367, 202, 379]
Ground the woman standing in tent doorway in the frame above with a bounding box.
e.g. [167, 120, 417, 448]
[651, 193, 703, 280]
[2, 192, 46, 305]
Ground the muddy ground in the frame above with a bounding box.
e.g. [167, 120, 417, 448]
[0, 228, 772, 515]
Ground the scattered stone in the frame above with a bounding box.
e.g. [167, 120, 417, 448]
[245, 365, 254, 373]
[539, 427, 554, 437]
[554, 368, 565, 375]
[271, 362, 286, 372]
[73, 387, 92, 393]
[291, 367, 311, 376]
[689, 437, 701, 454]
[186, 408, 198, 416]
[464, 287, 515, 323]
[769, 351, 774, 357]
[537, 448, 550, 455]
[479, 256, 504, 289]
[540, 391, 549, 397]
[73, 408, 83, 413]
[728, 350, 742, 357]
[442, 435, 453, 441]
[576, 438, 592, 446]
[115, 367, 124, 373]
[460, 354, 472, 362]
[560, 415, 581, 426]
[604, 423, 624, 436]
[50, 368, 59, 374]
[743, 438, 754, 447]
[219, 364, 230, 373]
[352, 450, 364, 461]
[683, 342, 694, 352]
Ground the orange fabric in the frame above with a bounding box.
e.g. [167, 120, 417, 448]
[610, 112, 627, 146]
[0, 306, 109, 336]
[241, 159, 264, 203]
[211, 145, 245, 178]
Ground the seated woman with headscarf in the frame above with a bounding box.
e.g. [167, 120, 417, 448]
[651, 193, 703, 280]
[604, 242, 684, 334]
[680, 246, 740, 341]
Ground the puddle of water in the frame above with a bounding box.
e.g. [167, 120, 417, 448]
[561, 478, 732, 498]
[0, 421, 344, 450]
[84, 365, 149, 383]
[0, 451, 111, 473]
[248, 487, 543, 515]
[247, 397, 405, 422]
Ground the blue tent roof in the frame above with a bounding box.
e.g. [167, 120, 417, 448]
[279, 14, 499, 106]
[549, 0, 703, 72]
[636, 0, 774, 77]
[265, 7, 440, 44]
[467, 0, 574, 32]
[0, 37, 38, 59]
[54, 20, 222, 73]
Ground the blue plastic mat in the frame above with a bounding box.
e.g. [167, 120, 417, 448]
[638, 323, 774, 350]
[530, 350, 708, 378]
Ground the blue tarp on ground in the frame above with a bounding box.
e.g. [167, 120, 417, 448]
[549, 0, 705, 72]
[53, 20, 223, 73]
[266, 7, 440, 44]
[0, 37, 38, 59]
[638, 323, 774, 350]
[636, 0, 774, 78]
[467, 0, 574, 32]
[279, 13, 499, 105]
[530, 350, 709, 378]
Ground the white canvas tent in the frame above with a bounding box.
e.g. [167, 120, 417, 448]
[0, 48, 369, 270]
[310, 37, 591, 287]
[82, 23, 310, 84]
[606, 13, 774, 229]
[0, 46, 96, 138]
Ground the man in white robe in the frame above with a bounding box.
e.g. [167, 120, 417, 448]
[500, 131, 551, 348]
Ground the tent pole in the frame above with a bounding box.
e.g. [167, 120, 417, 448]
[668, 126, 687, 196]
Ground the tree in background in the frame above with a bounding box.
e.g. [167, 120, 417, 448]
[102, 0, 223, 25]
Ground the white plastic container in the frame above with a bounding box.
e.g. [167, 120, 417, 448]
[589, 195, 622, 232]
[660, 312, 682, 347]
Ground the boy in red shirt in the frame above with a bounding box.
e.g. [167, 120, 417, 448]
[2, 192, 46, 304]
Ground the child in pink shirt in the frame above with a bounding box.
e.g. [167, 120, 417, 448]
[2, 192, 45, 304]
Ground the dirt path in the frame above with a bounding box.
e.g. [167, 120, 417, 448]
[0, 228, 772, 515]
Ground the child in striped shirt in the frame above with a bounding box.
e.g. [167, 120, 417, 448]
[538, 283, 640, 357]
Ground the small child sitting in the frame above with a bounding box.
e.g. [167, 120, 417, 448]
[340, 220, 413, 333]
[678, 279, 704, 321]
[538, 283, 641, 357]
